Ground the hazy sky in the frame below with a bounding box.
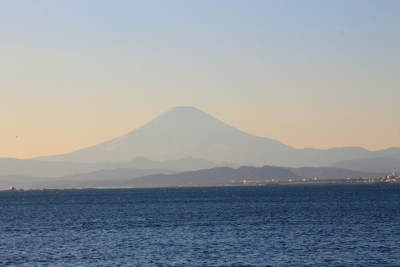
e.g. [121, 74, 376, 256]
[1, 0, 399, 159]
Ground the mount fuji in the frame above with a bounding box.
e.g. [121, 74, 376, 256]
[36, 106, 400, 167]
[37, 106, 292, 164]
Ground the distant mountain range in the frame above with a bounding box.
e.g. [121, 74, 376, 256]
[288, 167, 387, 180]
[0, 165, 386, 190]
[0, 156, 240, 177]
[331, 157, 400, 173]
[34, 106, 400, 168]
[129, 166, 387, 188]
[129, 166, 295, 188]
[1, 106, 398, 190]
[0, 168, 177, 190]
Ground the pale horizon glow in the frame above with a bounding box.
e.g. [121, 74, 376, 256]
[1, 0, 399, 159]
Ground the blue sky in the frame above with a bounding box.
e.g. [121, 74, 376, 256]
[0, 0, 399, 158]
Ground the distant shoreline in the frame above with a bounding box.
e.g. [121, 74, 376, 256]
[1, 179, 400, 192]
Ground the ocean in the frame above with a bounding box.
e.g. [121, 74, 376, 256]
[1, 184, 399, 266]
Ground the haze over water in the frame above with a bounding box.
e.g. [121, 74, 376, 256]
[1, 184, 399, 266]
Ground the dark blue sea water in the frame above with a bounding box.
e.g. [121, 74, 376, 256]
[1, 184, 400, 266]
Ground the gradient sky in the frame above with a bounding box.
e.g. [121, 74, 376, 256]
[1, 0, 399, 159]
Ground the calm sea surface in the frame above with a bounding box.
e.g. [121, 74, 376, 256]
[1, 184, 399, 266]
